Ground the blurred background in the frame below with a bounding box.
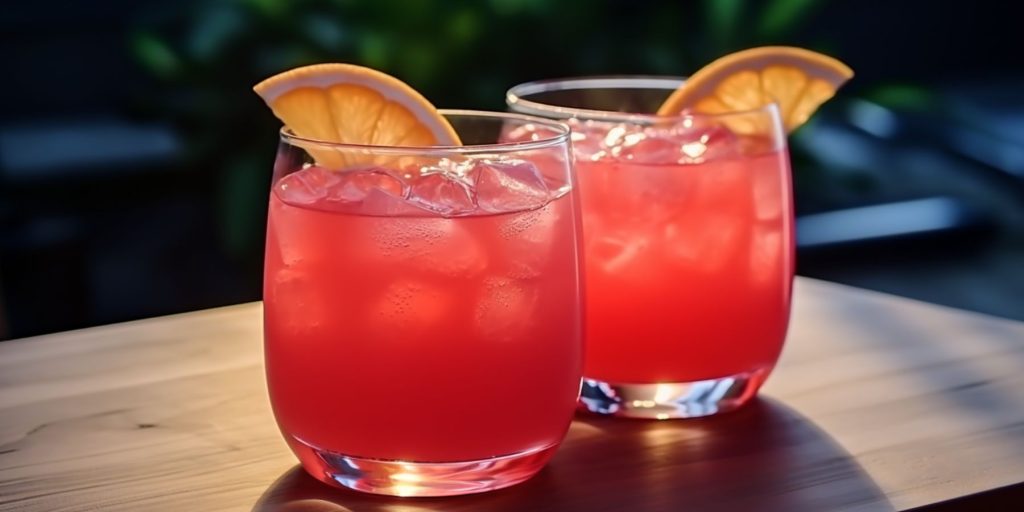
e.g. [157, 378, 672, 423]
[2, 0, 1023, 339]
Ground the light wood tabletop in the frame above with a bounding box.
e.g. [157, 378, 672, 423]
[1, 277, 1023, 511]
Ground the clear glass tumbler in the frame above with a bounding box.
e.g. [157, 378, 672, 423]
[263, 110, 584, 496]
[508, 77, 794, 419]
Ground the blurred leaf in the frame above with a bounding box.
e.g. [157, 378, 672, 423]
[758, 0, 821, 38]
[864, 84, 939, 112]
[446, 8, 481, 45]
[705, 0, 743, 52]
[132, 33, 182, 79]
[397, 42, 440, 88]
[130, 0, 885, 258]
[304, 13, 349, 52]
[358, 31, 392, 69]
[220, 154, 270, 258]
[255, 46, 323, 76]
[642, 44, 675, 74]
[395, 0, 432, 24]
[241, 0, 289, 19]
[489, 0, 546, 16]
[186, 3, 247, 62]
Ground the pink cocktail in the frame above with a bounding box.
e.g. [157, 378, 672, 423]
[508, 78, 793, 419]
[263, 111, 584, 495]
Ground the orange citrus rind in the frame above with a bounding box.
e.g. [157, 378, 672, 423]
[658, 46, 853, 133]
[255, 63, 460, 167]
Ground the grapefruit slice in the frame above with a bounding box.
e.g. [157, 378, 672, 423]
[658, 46, 853, 133]
[254, 64, 460, 166]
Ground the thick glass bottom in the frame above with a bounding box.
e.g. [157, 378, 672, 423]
[293, 437, 558, 497]
[579, 367, 770, 419]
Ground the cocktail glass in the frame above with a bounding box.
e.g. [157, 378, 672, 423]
[508, 77, 793, 419]
[263, 110, 584, 495]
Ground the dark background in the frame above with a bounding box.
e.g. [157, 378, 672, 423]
[2, 0, 1023, 339]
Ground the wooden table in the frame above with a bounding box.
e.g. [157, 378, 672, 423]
[1, 278, 1023, 511]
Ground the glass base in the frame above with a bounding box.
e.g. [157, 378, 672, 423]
[579, 367, 769, 419]
[296, 439, 558, 497]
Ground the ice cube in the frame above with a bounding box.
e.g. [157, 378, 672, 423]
[612, 131, 681, 164]
[371, 218, 488, 277]
[311, 166, 426, 216]
[565, 118, 608, 161]
[324, 167, 406, 203]
[275, 165, 341, 205]
[411, 219, 488, 276]
[496, 202, 560, 278]
[275, 166, 419, 216]
[358, 187, 429, 216]
[679, 124, 741, 163]
[500, 122, 563, 144]
[371, 281, 452, 339]
[589, 235, 651, 275]
[267, 267, 327, 335]
[408, 172, 477, 217]
[749, 230, 784, 286]
[565, 119, 641, 162]
[474, 277, 539, 342]
[751, 164, 785, 221]
[469, 159, 551, 213]
[663, 214, 742, 273]
[601, 120, 740, 164]
[602, 124, 632, 147]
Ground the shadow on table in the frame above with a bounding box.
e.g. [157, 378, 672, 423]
[252, 398, 892, 512]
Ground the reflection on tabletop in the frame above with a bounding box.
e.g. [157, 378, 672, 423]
[253, 398, 892, 512]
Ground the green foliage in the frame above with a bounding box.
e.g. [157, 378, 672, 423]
[131, 0, 851, 257]
[758, 0, 823, 39]
[705, 0, 745, 53]
[132, 32, 182, 79]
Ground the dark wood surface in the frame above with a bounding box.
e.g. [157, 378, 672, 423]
[2, 278, 1024, 511]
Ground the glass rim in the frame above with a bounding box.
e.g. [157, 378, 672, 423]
[279, 109, 571, 156]
[506, 76, 781, 124]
